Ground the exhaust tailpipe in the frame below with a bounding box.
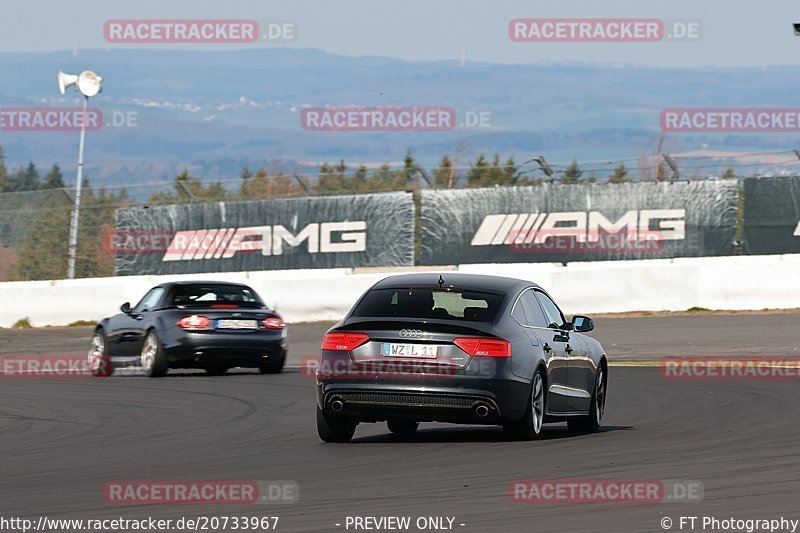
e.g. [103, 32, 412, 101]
[475, 404, 489, 417]
[330, 397, 344, 412]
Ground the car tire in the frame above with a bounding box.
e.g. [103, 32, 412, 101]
[316, 405, 356, 443]
[140, 330, 168, 378]
[567, 366, 605, 433]
[387, 420, 419, 435]
[504, 368, 545, 441]
[87, 328, 113, 377]
[205, 365, 228, 376]
[259, 353, 285, 375]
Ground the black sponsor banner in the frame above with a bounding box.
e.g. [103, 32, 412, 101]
[114, 192, 414, 275]
[743, 176, 800, 255]
[420, 182, 739, 265]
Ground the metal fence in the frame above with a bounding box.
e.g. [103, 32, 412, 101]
[2, 175, 798, 282]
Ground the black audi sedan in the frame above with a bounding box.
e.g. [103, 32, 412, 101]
[315, 273, 607, 442]
[88, 281, 287, 377]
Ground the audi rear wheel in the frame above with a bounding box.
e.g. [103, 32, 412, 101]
[317, 405, 356, 443]
[504, 368, 545, 441]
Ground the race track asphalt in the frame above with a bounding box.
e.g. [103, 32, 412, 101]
[1, 312, 799, 532]
[4, 312, 799, 361]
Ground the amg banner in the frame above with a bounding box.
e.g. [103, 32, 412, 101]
[113, 192, 414, 275]
[742, 176, 800, 255]
[420, 182, 739, 265]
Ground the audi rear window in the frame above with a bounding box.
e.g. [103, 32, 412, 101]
[167, 284, 265, 308]
[351, 288, 503, 322]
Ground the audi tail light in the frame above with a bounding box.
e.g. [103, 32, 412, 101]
[262, 317, 285, 330]
[177, 315, 211, 330]
[321, 332, 370, 351]
[454, 337, 511, 358]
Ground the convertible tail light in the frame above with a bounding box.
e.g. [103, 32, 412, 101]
[454, 337, 511, 358]
[177, 315, 210, 330]
[262, 317, 285, 330]
[321, 332, 370, 351]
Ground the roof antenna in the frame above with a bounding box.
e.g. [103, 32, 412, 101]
[438, 275, 445, 288]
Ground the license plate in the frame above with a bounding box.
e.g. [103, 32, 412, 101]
[382, 343, 439, 359]
[217, 319, 258, 330]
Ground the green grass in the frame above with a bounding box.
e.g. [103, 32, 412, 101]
[11, 317, 33, 329]
[67, 320, 96, 327]
[685, 307, 712, 313]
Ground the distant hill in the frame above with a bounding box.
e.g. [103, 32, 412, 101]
[2, 48, 800, 184]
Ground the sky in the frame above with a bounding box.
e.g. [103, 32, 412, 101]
[1, 0, 799, 67]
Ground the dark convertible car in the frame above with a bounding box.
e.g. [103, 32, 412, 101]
[88, 281, 287, 377]
[315, 273, 607, 442]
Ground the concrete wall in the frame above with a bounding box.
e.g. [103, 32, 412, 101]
[1, 255, 798, 327]
[459, 254, 800, 314]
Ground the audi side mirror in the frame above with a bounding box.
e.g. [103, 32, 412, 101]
[120, 302, 131, 314]
[572, 315, 594, 333]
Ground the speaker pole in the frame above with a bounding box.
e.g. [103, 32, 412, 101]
[67, 94, 89, 280]
[58, 68, 102, 279]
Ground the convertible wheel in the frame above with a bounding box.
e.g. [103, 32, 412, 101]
[568, 366, 606, 433]
[387, 420, 419, 435]
[316, 405, 356, 443]
[504, 368, 545, 441]
[140, 331, 168, 378]
[87, 329, 113, 377]
[258, 353, 285, 375]
[205, 365, 228, 376]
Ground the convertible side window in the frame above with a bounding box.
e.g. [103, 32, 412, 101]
[134, 287, 165, 313]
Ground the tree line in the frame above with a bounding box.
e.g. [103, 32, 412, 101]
[0, 142, 739, 282]
[148, 151, 529, 203]
[0, 147, 67, 193]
